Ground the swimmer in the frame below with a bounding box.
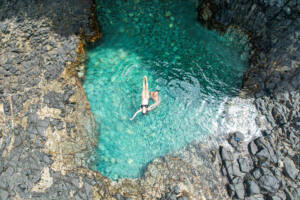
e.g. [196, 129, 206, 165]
[130, 76, 160, 120]
[148, 90, 160, 111]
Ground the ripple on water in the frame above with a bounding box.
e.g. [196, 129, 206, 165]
[83, 0, 252, 180]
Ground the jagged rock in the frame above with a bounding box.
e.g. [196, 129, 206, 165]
[255, 137, 278, 164]
[178, 197, 188, 200]
[245, 195, 264, 200]
[44, 91, 65, 110]
[249, 141, 258, 155]
[224, 160, 244, 182]
[238, 157, 254, 173]
[258, 174, 280, 193]
[227, 184, 235, 197]
[0, 189, 9, 200]
[1, 0, 299, 199]
[284, 188, 294, 200]
[246, 180, 260, 196]
[234, 182, 245, 199]
[283, 157, 299, 180]
[268, 195, 281, 200]
[220, 147, 234, 161]
[252, 169, 262, 180]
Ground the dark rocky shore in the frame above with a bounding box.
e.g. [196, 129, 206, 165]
[198, 0, 300, 199]
[0, 0, 299, 199]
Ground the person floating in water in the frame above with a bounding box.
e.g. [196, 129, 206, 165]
[130, 76, 160, 120]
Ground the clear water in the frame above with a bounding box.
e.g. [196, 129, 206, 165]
[83, 0, 250, 180]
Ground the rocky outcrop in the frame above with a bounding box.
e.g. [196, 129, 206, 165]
[0, 0, 230, 199]
[0, 0, 99, 199]
[197, 0, 299, 199]
[1, 0, 298, 199]
[219, 130, 299, 200]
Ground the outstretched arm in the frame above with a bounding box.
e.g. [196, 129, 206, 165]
[130, 109, 142, 120]
[147, 98, 160, 111]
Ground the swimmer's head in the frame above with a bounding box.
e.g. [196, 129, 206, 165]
[150, 90, 159, 97]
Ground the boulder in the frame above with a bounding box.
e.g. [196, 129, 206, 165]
[238, 158, 254, 173]
[220, 147, 234, 161]
[246, 180, 260, 196]
[249, 141, 258, 155]
[234, 182, 245, 199]
[259, 174, 280, 193]
[283, 157, 299, 180]
[0, 189, 9, 200]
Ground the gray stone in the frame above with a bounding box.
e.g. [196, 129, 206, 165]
[245, 195, 264, 200]
[238, 157, 254, 173]
[293, 188, 300, 199]
[224, 160, 244, 181]
[277, 190, 287, 200]
[246, 180, 260, 196]
[44, 91, 65, 110]
[269, 195, 281, 200]
[178, 197, 188, 200]
[272, 106, 287, 125]
[284, 189, 294, 200]
[234, 182, 245, 199]
[252, 169, 262, 180]
[0, 189, 9, 200]
[259, 174, 280, 193]
[255, 137, 278, 163]
[115, 193, 126, 200]
[256, 149, 271, 161]
[283, 157, 299, 180]
[169, 194, 177, 200]
[63, 87, 74, 102]
[227, 184, 235, 197]
[249, 141, 258, 155]
[220, 147, 234, 161]
[84, 183, 93, 199]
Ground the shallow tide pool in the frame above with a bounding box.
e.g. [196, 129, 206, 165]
[83, 0, 250, 180]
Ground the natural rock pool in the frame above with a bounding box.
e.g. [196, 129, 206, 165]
[83, 0, 252, 180]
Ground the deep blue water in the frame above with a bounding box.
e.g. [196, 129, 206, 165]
[83, 0, 250, 180]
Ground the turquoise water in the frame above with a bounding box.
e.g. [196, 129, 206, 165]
[83, 0, 250, 180]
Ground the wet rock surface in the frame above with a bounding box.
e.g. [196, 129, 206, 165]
[1, 0, 299, 199]
[198, 0, 300, 199]
[0, 0, 231, 199]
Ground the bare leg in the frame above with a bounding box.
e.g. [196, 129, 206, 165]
[143, 76, 149, 98]
[142, 76, 149, 98]
[145, 76, 148, 94]
[142, 76, 146, 99]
